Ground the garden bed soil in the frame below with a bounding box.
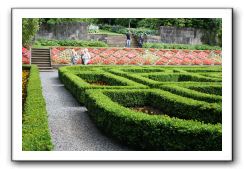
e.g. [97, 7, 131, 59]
[89, 81, 110, 86]
[131, 106, 163, 115]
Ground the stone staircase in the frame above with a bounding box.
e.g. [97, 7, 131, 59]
[31, 48, 53, 71]
[131, 36, 139, 48]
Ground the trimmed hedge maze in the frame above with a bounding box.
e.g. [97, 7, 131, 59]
[58, 65, 222, 151]
[22, 65, 53, 151]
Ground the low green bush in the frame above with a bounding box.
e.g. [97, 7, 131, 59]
[58, 67, 148, 104]
[99, 24, 158, 36]
[84, 89, 222, 150]
[146, 73, 221, 83]
[108, 68, 221, 88]
[34, 39, 108, 47]
[187, 85, 222, 96]
[22, 65, 53, 151]
[58, 65, 222, 150]
[158, 85, 222, 103]
[143, 42, 222, 50]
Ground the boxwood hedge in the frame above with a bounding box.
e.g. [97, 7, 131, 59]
[84, 89, 222, 151]
[158, 85, 222, 103]
[59, 68, 148, 104]
[58, 65, 222, 150]
[22, 65, 53, 151]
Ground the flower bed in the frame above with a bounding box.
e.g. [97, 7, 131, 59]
[22, 69, 29, 108]
[58, 65, 222, 150]
[51, 47, 222, 65]
[22, 47, 222, 66]
[22, 47, 30, 64]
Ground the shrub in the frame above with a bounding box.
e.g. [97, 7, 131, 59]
[143, 42, 222, 50]
[58, 66, 148, 104]
[84, 89, 222, 150]
[22, 65, 53, 151]
[158, 85, 222, 103]
[108, 68, 221, 88]
[22, 18, 40, 48]
[187, 85, 222, 96]
[99, 24, 158, 36]
[58, 65, 222, 150]
[34, 39, 108, 47]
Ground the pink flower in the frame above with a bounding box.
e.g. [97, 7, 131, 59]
[102, 57, 117, 65]
[192, 59, 202, 65]
[203, 59, 214, 65]
[116, 57, 130, 65]
[181, 58, 192, 65]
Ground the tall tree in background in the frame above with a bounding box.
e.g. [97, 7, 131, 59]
[22, 18, 40, 48]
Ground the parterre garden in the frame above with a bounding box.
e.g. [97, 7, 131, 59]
[59, 65, 222, 151]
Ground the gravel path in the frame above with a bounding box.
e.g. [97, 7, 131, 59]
[40, 70, 129, 151]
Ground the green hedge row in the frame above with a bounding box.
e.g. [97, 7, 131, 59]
[34, 39, 108, 47]
[103, 89, 221, 124]
[142, 42, 222, 50]
[146, 73, 221, 83]
[84, 89, 222, 150]
[58, 67, 148, 104]
[158, 85, 222, 103]
[108, 68, 221, 88]
[22, 65, 53, 151]
[187, 85, 222, 96]
[58, 65, 222, 150]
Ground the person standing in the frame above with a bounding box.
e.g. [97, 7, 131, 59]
[71, 49, 78, 65]
[126, 31, 131, 48]
[138, 33, 144, 48]
[82, 48, 91, 65]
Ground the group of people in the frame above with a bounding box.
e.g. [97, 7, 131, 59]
[71, 48, 91, 65]
[125, 32, 144, 48]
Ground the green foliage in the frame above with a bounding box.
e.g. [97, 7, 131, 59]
[142, 42, 222, 50]
[40, 18, 98, 25]
[58, 67, 148, 104]
[22, 65, 53, 151]
[99, 24, 158, 36]
[107, 68, 221, 88]
[84, 89, 222, 150]
[58, 65, 222, 150]
[187, 85, 222, 96]
[137, 18, 222, 30]
[22, 18, 40, 48]
[158, 85, 222, 103]
[34, 39, 108, 47]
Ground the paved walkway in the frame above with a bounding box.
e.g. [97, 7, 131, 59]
[40, 70, 129, 151]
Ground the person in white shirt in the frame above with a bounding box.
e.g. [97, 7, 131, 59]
[82, 48, 91, 65]
[71, 49, 78, 65]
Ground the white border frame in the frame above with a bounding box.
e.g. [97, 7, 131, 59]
[12, 8, 232, 161]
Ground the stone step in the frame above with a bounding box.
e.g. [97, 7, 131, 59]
[38, 66, 53, 69]
[32, 63, 51, 66]
[32, 48, 50, 51]
[32, 53, 50, 55]
[39, 69, 55, 72]
[31, 62, 51, 66]
[32, 60, 50, 64]
[31, 56, 50, 59]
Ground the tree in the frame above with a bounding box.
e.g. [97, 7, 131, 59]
[22, 18, 40, 48]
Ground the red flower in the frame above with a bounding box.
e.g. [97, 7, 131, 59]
[22, 47, 30, 64]
[116, 57, 130, 65]
[202, 59, 214, 65]
[192, 59, 202, 65]
[181, 58, 192, 65]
